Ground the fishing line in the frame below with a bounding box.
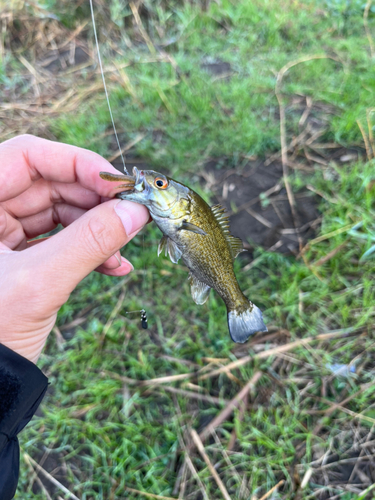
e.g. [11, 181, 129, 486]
[89, 0, 148, 328]
[89, 0, 128, 174]
[125, 234, 149, 329]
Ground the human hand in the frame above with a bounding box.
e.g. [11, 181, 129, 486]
[0, 135, 149, 363]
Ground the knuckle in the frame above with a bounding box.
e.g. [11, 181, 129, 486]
[16, 133, 34, 140]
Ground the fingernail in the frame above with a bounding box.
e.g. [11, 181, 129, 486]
[114, 200, 147, 236]
[113, 253, 122, 267]
[121, 256, 134, 272]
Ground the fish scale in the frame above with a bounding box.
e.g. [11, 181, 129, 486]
[177, 194, 245, 310]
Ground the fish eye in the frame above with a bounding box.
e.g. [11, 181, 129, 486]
[154, 177, 168, 189]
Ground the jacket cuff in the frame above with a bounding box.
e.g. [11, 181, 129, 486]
[0, 343, 48, 500]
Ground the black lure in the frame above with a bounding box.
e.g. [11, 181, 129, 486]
[140, 309, 148, 329]
[126, 309, 148, 329]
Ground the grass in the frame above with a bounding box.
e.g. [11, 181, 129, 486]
[2, 0, 375, 498]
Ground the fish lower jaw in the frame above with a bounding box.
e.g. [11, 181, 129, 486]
[116, 191, 134, 199]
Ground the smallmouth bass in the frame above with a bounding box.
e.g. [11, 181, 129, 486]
[100, 167, 267, 343]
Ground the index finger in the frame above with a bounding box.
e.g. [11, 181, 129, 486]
[0, 134, 125, 202]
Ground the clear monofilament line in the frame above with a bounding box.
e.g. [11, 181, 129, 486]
[89, 0, 128, 174]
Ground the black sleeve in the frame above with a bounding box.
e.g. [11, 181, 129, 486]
[0, 344, 48, 500]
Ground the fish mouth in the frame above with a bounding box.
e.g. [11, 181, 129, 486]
[132, 167, 146, 192]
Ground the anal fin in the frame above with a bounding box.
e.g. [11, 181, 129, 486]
[190, 274, 211, 305]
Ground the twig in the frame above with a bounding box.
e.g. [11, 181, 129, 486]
[129, 2, 156, 55]
[304, 149, 328, 166]
[212, 431, 246, 495]
[190, 430, 232, 500]
[227, 390, 248, 451]
[306, 184, 338, 204]
[174, 402, 210, 500]
[26, 449, 52, 497]
[178, 458, 188, 499]
[199, 371, 262, 442]
[258, 480, 284, 500]
[300, 468, 313, 489]
[155, 385, 229, 405]
[227, 182, 282, 216]
[357, 119, 373, 160]
[321, 400, 375, 426]
[173, 456, 187, 496]
[364, 0, 375, 58]
[35, 475, 53, 500]
[23, 454, 81, 500]
[181, 443, 210, 500]
[300, 222, 358, 254]
[299, 96, 313, 127]
[314, 453, 375, 471]
[312, 238, 350, 267]
[124, 487, 178, 500]
[103, 370, 196, 386]
[367, 108, 375, 155]
[276, 71, 300, 234]
[53, 326, 66, 350]
[245, 207, 274, 228]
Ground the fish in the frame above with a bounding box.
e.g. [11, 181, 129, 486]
[100, 167, 267, 343]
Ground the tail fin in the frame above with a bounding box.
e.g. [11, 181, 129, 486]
[228, 302, 267, 343]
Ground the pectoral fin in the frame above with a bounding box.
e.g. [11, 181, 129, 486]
[158, 235, 182, 264]
[190, 274, 211, 305]
[167, 238, 182, 264]
[179, 221, 207, 236]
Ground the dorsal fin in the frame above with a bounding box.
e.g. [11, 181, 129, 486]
[211, 204, 244, 260]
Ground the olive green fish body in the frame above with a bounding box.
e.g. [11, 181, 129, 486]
[156, 191, 248, 312]
[99, 167, 267, 342]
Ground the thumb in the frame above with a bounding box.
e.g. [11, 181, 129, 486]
[34, 199, 149, 297]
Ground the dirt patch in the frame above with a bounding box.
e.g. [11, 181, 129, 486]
[201, 59, 232, 76]
[30, 447, 74, 498]
[202, 158, 320, 254]
[311, 434, 375, 499]
[41, 45, 91, 73]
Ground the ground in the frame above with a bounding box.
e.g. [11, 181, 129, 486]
[2, 1, 375, 499]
